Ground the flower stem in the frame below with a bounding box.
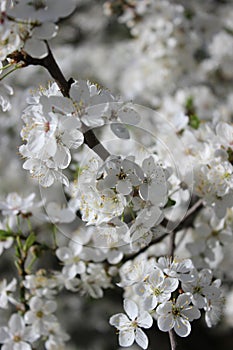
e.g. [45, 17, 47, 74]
[168, 329, 177, 350]
[0, 64, 23, 81]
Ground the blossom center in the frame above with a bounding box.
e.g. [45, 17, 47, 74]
[13, 335, 21, 343]
[36, 310, 44, 318]
[172, 306, 181, 317]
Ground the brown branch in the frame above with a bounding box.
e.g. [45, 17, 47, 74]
[168, 231, 176, 259]
[8, 46, 110, 160]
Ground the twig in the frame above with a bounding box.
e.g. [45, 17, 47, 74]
[169, 231, 176, 259]
[168, 329, 177, 350]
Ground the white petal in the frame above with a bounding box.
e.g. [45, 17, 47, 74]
[44, 300, 57, 314]
[135, 328, 149, 349]
[181, 306, 201, 321]
[107, 249, 123, 264]
[149, 269, 164, 287]
[29, 296, 43, 312]
[176, 293, 191, 308]
[157, 314, 174, 332]
[174, 317, 191, 337]
[157, 301, 173, 316]
[203, 286, 221, 300]
[109, 313, 129, 328]
[24, 311, 35, 324]
[124, 299, 138, 320]
[53, 146, 71, 169]
[0, 327, 10, 342]
[24, 38, 48, 58]
[199, 269, 212, 287]
[119, 329, 135, 347]
[14, 342, 31, 350]
[137, 311, 153, 328]
[56, 247, 72, 262]
[116, 180, 132, 195]
[9, 314, 24, 333]
[63, 264, 77, 279]
[33, 22, 58, 39]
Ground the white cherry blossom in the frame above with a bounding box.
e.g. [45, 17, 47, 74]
[0, 313, 38, 350]
[24, 296, 57, 336]
[56, 242, 86, 279]
[110, 299, 153, 349]
[182, 269, 221, 308]
[135, 268, 178, 309]
[157, 293, 201, 337]
[0, 192, 40, 217]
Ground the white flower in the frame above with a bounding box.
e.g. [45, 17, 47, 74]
[76, 263, 112, 298]
[157, 293, 201, 337]
[118, 256, 155, 287]
[80, 187, 126, 225]
[135, 268, 178, 309]
[204, 295, 224, 328]
[45, 322, 70, 350]
[204, 279, 224, 328]
[21, 96, 83, 169]
[70, 80, 114, 127]
[155, 257, 195, 283]
[20, 85, 84, 186]
[182, 269, 221, 308]
[56, 242, 86, 279]
[92, 220, 129, 264]
[96, 156, 143, 195]
[109, 299, 153, 349]
[0, 192, 40, 217]
[0, 278, 17, 309]
[24, 296, 57, 336]
[0, 313, 38, 350]
[21, 157, 69, 187]
[23, 274, 57, 299]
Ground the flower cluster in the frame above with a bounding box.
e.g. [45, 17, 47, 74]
[110, 256, 223, 349]
[20, 80, 141, 187]
[1, 0, 233, 349]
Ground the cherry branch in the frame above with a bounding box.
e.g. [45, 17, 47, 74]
[8, 45, 110, 161]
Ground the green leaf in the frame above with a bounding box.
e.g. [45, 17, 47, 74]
[188, 114, 201, 129]
[0, 230, 13, 241]
[165, 198, 176, 208]
[15, 245, 21, 259]
[185, 96, 195, 114]
[24, 233, 36, 252]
